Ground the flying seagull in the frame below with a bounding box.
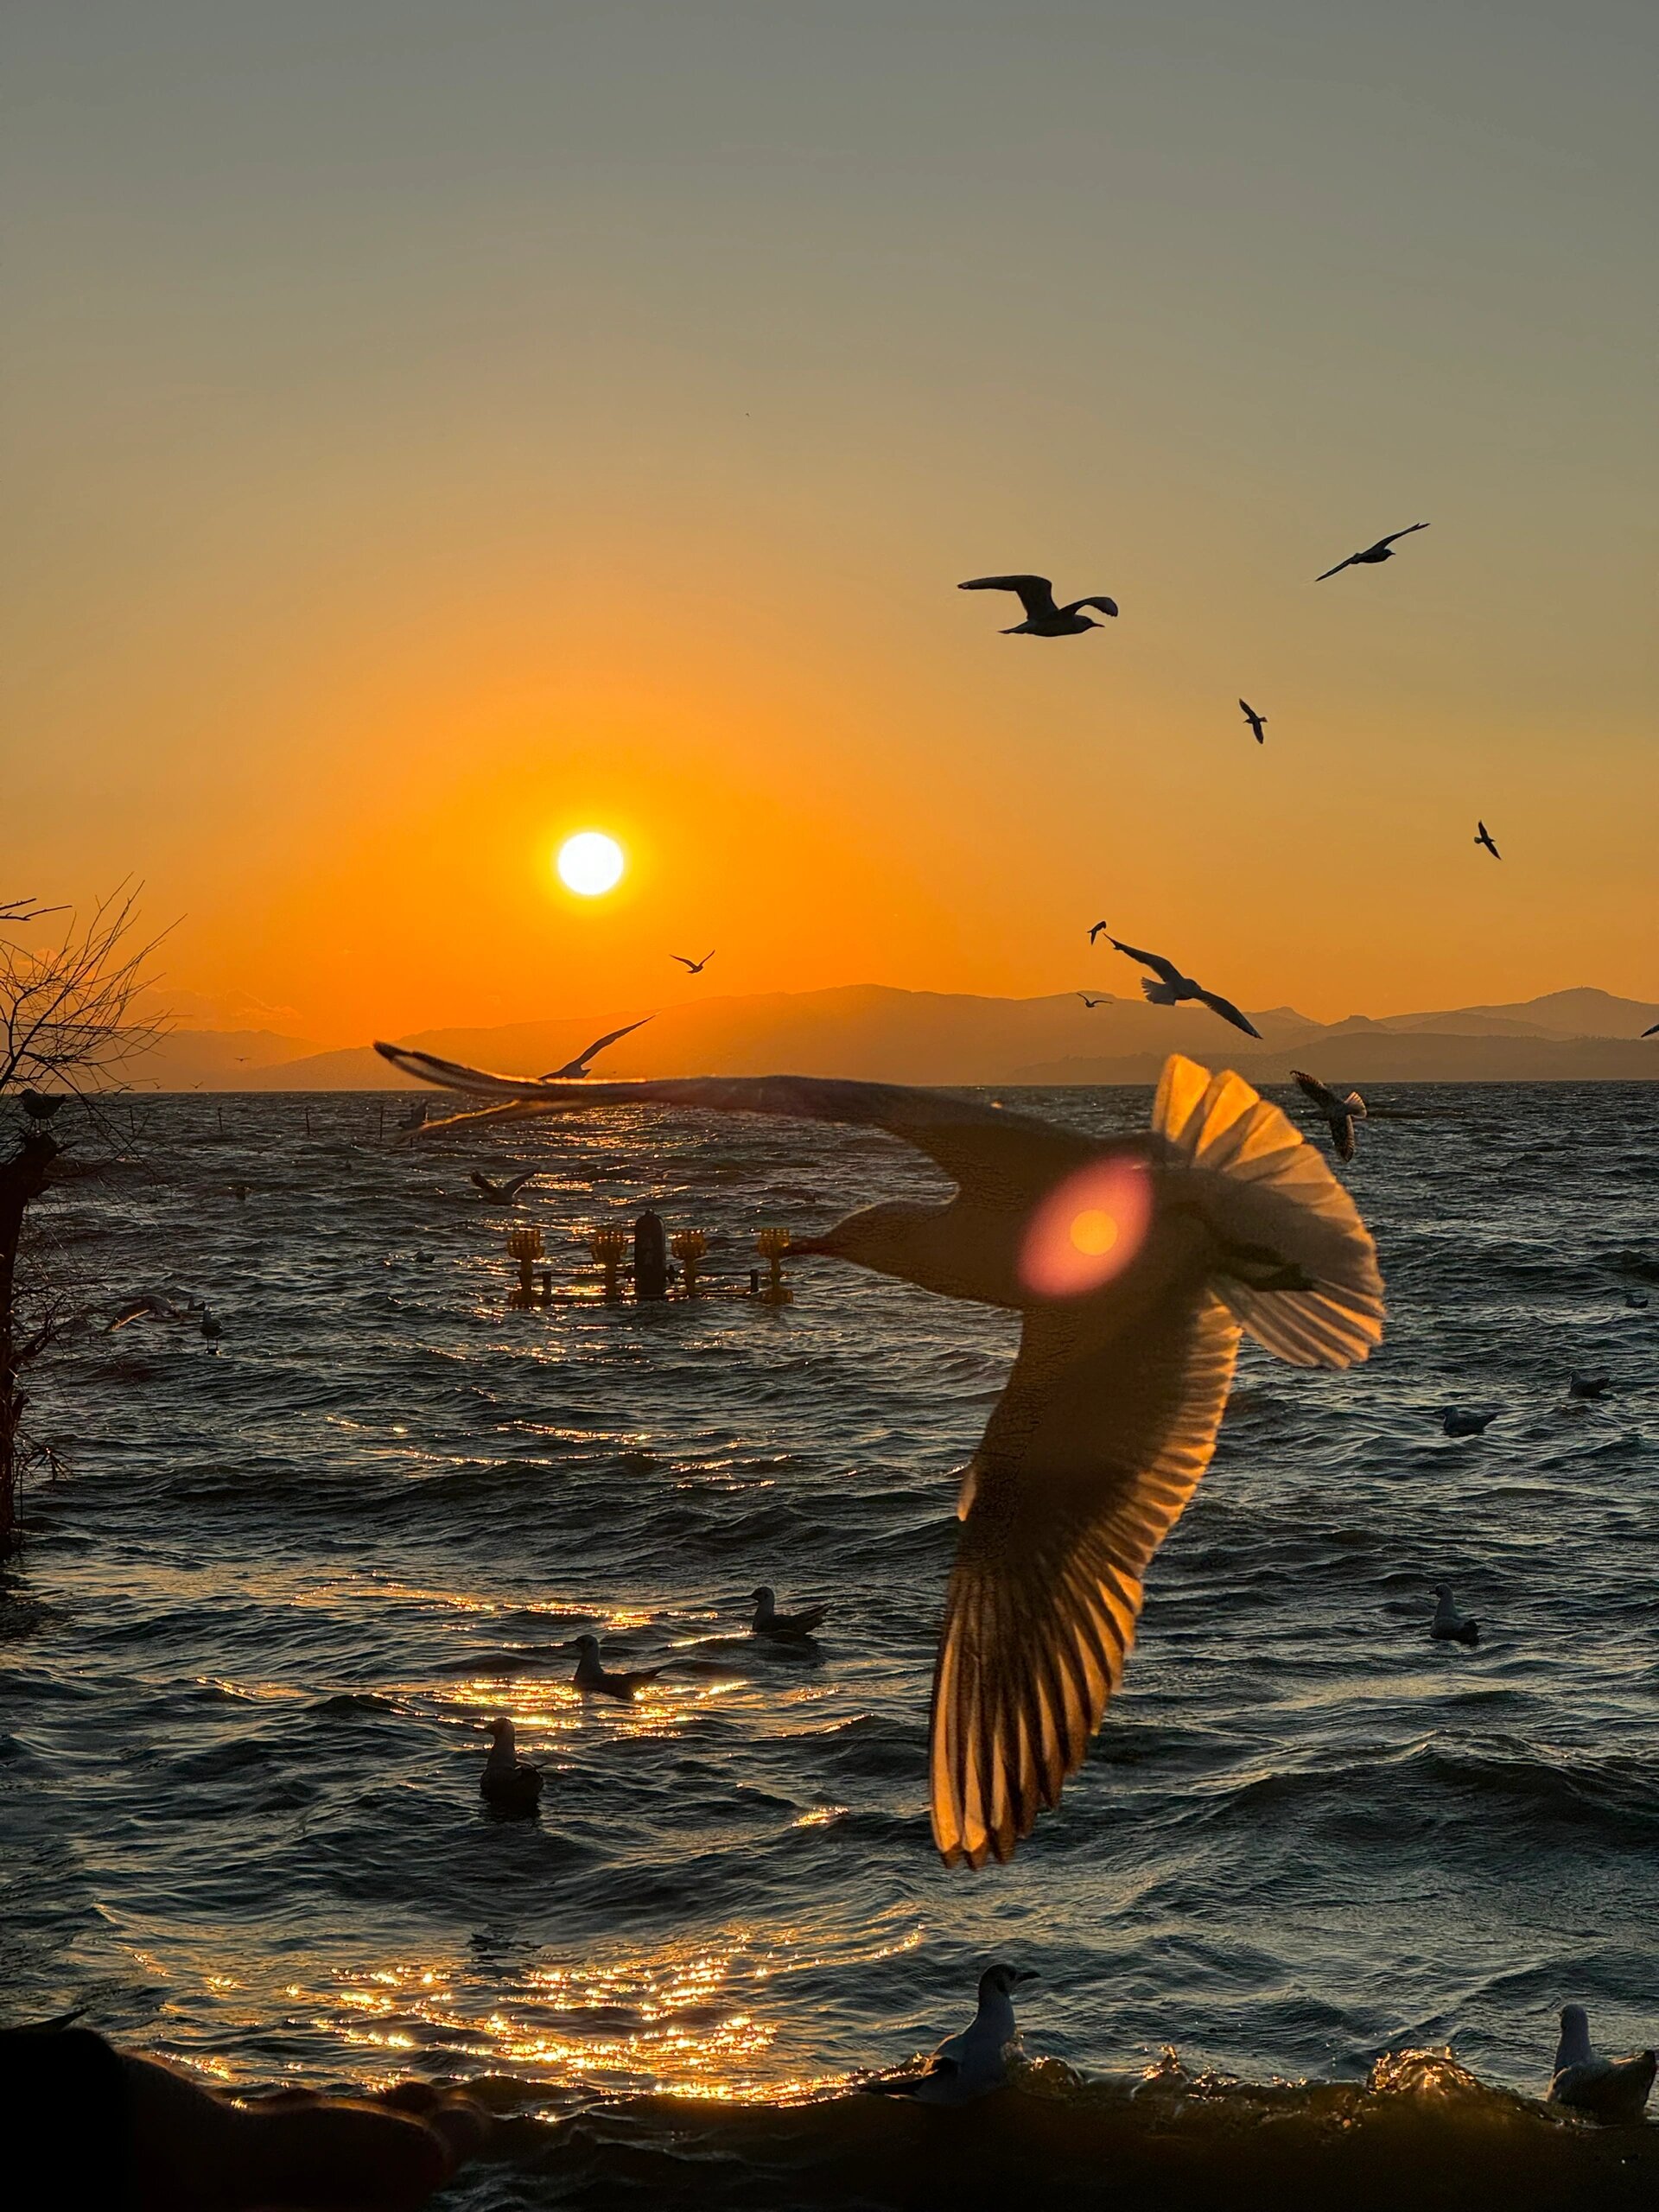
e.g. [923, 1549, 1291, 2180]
[1290, 1071, 1367, 1164]
[1087, 921, 1113, 944]
[372, 1036, 1383, 1868]
[1104, 938, 1263, 1039]
[671, 950, 715, 975]
[1077, 994, 1113, 1008]
[1642, 1021, 1659, 1039]
[1548, 2006, 1656, 2125]
[468, 1168, 541, 1202]
[1474, 821, 1501, 859]
[750, 1586, 829, 1639]
[542, 1017, 652, 1080]
[958, 575, 1118, 637]
[1315, 524, 1429, 582]
[866, 1965, 1039, 2103]
[1238, 701, 1267, 745]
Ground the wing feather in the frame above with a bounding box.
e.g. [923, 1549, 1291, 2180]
[958, 574, 1058, 622]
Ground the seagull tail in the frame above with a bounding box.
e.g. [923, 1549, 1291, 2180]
[1154, 1055, 1384, 1369]
[1141, 980, 1180, 1007]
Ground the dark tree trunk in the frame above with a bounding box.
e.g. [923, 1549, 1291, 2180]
[0, 1129, 58, 1560]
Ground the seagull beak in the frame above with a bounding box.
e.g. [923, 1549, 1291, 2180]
[1014, 1969, 1040, 1986]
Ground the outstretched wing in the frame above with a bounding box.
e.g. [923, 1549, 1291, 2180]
[1107, 938, 1185, 988]
[547, 1015, 652, 1076]
[670, 955, 698, 969]
[1064, 594, 1118, 620]
[1643, 1022, 1659, 1039]
[372, 1044, 1077, 1192]
[958, 575, 1058, 622]
[500, 1169, 541, 1198]
[1290, 1069, 1335, 1113]
[1192, 988, 1262, 1039]
[1315, 551, 1357, 582]
[1377, 523, 1428, 550]
[931, 1290, 1242, 1867]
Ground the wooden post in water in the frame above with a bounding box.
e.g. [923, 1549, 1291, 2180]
[671, 1230, 707, 1296]
[755, 1227, 792, 1306]
[588, 1227, 629, 1303]
[507, 1226, 544, 1309]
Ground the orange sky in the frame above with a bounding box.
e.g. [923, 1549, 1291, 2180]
[4, 4, 1654, 1045]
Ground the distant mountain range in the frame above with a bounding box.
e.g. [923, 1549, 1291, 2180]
[124, 983, 1659, 1090]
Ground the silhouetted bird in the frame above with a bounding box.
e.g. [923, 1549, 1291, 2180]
[19, 1090, 64, 1122]
[541, 1017, 652, 1079]
[1087, 921, 1113, 944]
[1291, 1071, 1367, 1163]
[958, 575, 1118, 636]
[200, 1311, 223, 1345]
[1568, 1370, 1610, 1399]
[1105, 938, 1262, 1039]
[572, 1634, 664, 1700]
[1431, 1586, 1479, 1644]
[480, 1718, 543, 1815]
[1548, 2006, 1656, 2125]
[373, 1037, 1384, 1868]
[866, 1966, 1039, 2103]
[1239, 701, 1267, 745]
[1640, 1021, 1658, 1039]
[750, 1586, 828, 1639]
[1077, 994, 1112, 1009]
[1442, 1408, 1496, 1438]
[1475, 821, 1501, 859]
[1316, 524, 1429, 581]
[468, 1169, 540, 1202]
[671, 950, 715, 975]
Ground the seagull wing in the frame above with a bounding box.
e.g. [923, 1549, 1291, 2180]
[547, 1015, 653, 1077]
[958, 575, 1059, 622]
[1192, 988, 1262, 1039]
[670, 955, 698, 969]
[1064, 595, 1119, 620]
[1107, 939, 1185, 988]
[467, 1171, 499, 1196]
[1643, 1022, 1659, 1039]
[1291, 1070, 1337, 1113]
[500, 1170, 541, 1199]
[1332, 1116, 1356, 1163]
[1315, 552, 1357, 581]
[372, 1045, 1085, 1192]
[1376, 523, 1429, 550]
[931, 1289, 1243, 1867]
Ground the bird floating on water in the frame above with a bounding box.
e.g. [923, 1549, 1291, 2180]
[1442, 1408, 1496, 1438]
[1474, 821, 1501, 860]
[1627, 1292, 1650, 1309]
[1238, 701, 1267, 745]
[1103, 938, 1262, 1040]
[107, 1293, 200, 1332]
[958, 575, 1118, 637]
[750, 1586, 828, 1639]
[200, 1311, 222, 1346]
[572, 1634, 664, 1700]
[1291, 1071, 1367, 1164]
[1315, 524, 1429, 582]
[468, 1169, 541, 1202]
[1431, 1586, 1479, 1644]
[1548, 2005, 1656, 2125]
[868, 1965, 1039, 2103]
[480, 1718, 543, 1815]
[542, 1018, 652, 1079]
[373, 1037, 1384, 1868]
[671, 950, 715, 975]
[1568, 1370, 1610, 1400]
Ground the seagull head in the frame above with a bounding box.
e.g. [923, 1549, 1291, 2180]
[486, 1717, 516, 1745]
[1556, 2005, 1592, 2067]
[979, 1964, 1039, 2002]
[750, 1586, 775, 1607]
[573, 1634, 600, 1656]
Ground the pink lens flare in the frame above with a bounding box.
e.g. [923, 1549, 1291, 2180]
[1018, 1155, 1154, 1300]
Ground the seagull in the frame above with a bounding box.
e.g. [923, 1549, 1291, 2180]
[1430, 1586, 1479, 1644]
[1087, 921, 1113, 944]
[1639, 1021, 1658, 1039]
[468, 1168, 541, 1202]
[397, 1102, 428, 1131]
[1105, 938, 1262, 1039]
[107, 1294, 191, 1332]
[200, 1311, 223, 1346]
[1291, 1071, 1367, 1164]
[867, 1966, 1039, 2103]
[1315, 524, 1429, 582]
[1474, 821, 1501, 860]
[671, 950, 715, 975]
[1077, 994, 1113, 1009]
[1238, 701, 1267, 745]
[750, 1586, 829, 1639]
[542, 1018, 652, 1079]
[958, 575, 1118, 637]
[480, 1718, 543, 1815]
[1548, 2006, 1656, 2125]
[1568, 1370, 1610, 1399]
[1442, 1408, 1496, 1438]
[1627, 1292, 1650, 1309]
[372, 1037, 1384, 1867]
[18, 1090, 65, 1122]
[571, 1634, 664, 1700]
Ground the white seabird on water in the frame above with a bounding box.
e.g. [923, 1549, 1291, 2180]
[867, 1966, 1039, 2103]
[1291, 1071, 1367, 1164]
[750, 1586, 828, 1639]
[571, 1634, 664, 1700]
[1548, 2005, 1656, 2124]
[372, 1038, 1384, 1868]
[1430, 1586, 1479, 1645]
[480, 1718, 543, 1815]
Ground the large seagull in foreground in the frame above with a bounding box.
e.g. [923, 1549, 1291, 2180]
[375, 1039, 1383, 1869]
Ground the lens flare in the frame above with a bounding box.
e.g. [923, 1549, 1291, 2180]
[1019, 1156, 1152, 1300]
[556, 832, 625, 896]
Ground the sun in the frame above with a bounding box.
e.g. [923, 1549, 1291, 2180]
[556, 830, 625, 897]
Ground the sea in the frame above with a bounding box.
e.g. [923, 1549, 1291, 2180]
[3, 1080, 1656, 2210]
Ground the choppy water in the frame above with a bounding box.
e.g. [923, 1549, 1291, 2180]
[3, 1082, 1656, 2209]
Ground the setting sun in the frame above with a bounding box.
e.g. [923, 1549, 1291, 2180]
[556, 831, 625, 898]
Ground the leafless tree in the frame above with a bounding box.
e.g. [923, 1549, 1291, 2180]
[1, 887, 168, 1559]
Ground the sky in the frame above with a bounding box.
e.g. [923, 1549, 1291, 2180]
[3, 1, 1655, 1045]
